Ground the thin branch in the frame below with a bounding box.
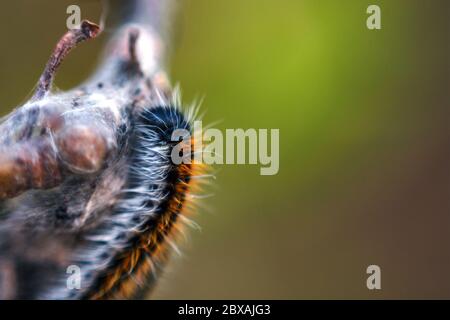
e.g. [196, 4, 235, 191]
[33, 20, 101, 100]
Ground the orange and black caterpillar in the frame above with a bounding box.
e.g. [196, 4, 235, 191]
[76, 105, 205, 300]
[0, 0, 209, 299]
[36, 99, 205, 300]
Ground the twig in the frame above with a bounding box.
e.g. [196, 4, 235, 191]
[33, 20, 101, 100]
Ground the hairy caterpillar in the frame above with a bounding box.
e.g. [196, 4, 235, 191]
[0, 0, 209, 299]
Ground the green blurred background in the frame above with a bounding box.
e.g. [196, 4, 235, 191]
[0, 0, 449, 298]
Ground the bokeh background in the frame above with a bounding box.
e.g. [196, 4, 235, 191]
[0, 0, 448, 299]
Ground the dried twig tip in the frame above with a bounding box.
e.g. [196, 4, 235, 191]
[80, 20, 101, 39]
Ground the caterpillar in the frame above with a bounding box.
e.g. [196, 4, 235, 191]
[0, 0, 209, 299]
[47, 99, 206, 300]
